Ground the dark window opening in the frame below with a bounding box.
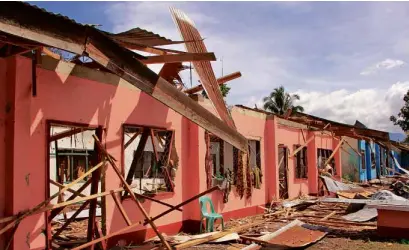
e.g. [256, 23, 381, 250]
[294, 145, 308, 179]
[361, 150, 366, 170]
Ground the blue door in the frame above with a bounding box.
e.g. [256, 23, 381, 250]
[366, 141, 377, 180]
[358, 140, 367, 182]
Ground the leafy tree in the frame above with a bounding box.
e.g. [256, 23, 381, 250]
[262, 86, 304, 115]
[390, 90, 409, 141]
[202, 84, 231, 98]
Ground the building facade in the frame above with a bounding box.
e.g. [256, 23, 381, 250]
[0, 55, 342, 249]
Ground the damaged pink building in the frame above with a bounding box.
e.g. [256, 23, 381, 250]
[0, 54, 342, 249]
[0, 3, 347, 250]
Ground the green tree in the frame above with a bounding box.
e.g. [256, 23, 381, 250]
[202, 84, 231, 98]
[262, 86, 304, 115]
[390, 90, 409, 142]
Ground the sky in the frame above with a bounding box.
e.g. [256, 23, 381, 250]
[31, 1, 409, 133]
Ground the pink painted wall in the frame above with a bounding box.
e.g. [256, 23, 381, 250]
[208, 108, 267, 216]
[275, 124, 309, 198]
[0, 58, 6, 249]
[2, 56, 343, 249]
[6, 56, 188, 249]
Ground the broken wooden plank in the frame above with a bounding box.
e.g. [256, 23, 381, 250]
[184, 71, 242, 95]
[124, 131, 141, 149]
[49, 178, 93, 220]
[92, 135, 171, 250]
[42, 47, 61, 60]
[0, 161, 106, 236]
[72, 186, 220, 250]
[125, 128, 149, 196]
[49, 127, 84, 142]
[141, 52, 216, 64]
[290, 136, 315, 158]
[324, 138, 344, 166]
[52, 200, 91, 239]
[320, 211, 336, 221]
[174, 221, 264, 249]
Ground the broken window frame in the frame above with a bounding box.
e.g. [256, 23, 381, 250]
[317, 148, 336, 175]
[48, 124, 98, 185]
[122, 124, 176, 196]
[294, 144, 308, 179]
[46, 121, 105, 242]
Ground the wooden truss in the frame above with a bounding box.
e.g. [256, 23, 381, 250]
[184, 71, 242, 95]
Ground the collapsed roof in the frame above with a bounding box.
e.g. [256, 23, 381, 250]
[0, 2, 247, 151]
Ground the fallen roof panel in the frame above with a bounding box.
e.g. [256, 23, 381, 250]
[170, 7, 236, 129]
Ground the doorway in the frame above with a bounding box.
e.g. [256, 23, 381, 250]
[278, 145, 289, 199]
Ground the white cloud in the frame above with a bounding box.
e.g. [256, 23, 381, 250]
[246, 82, 409, 132]
[360, 59, 405, 76]
[103, 2, 409, 133]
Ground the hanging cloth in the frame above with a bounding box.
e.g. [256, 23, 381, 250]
[253, 166, 262, 189]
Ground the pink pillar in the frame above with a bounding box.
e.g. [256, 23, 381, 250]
[307, 132, 318, 194]
[3, 56, 48, 250]
[265, 118, 279, 201]
[181, 117, 200, 223]
[333, 137, 342, 180]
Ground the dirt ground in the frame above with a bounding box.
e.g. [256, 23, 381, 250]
[184, 228, 409, 250]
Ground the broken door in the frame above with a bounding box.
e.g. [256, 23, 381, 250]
[278, 145, 289, 199]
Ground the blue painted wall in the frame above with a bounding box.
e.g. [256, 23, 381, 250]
[358, 140, 367, 182]
[358, 140, 380, 181]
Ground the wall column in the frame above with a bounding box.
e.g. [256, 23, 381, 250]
[307, 131, 318, 194]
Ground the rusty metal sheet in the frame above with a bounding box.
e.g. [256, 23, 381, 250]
[170, 7, 236, 129]
[259, 220, 327, 248]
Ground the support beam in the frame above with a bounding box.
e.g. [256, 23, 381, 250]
[49, 178, 93, 220]
[52, 200, 90, 239]
[49, 128, 84, 142]
[324, 138, 344, 166]
[184, 71, 242, 95]
[92, 135, 172, 250]
[71, 186, 219, 250]
[124, 131, 141, 149]
[141, 52, 216, 64]
[0, 161, 106, 236]
[42, 47, 61, 60]
[289, 136, 315, 158]
[86, 127, 103, 246]
[125, 129, 150, 187]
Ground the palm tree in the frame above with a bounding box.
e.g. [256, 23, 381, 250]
[262, 86, 304, 115]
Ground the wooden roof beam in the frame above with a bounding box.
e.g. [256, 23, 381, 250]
[184, 71, 242, 95]
[0, 6, 247, 151]
[141, 52, 216, 64]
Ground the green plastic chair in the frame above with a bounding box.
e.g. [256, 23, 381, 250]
[199, 196, 224, 233]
